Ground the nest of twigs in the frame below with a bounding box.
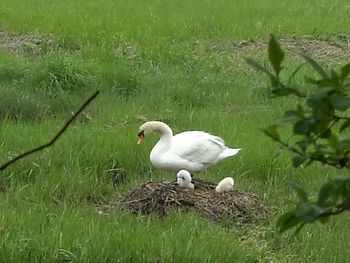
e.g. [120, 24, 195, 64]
[98, 179, 269, 226]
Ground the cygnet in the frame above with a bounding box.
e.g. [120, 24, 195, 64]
[176, 170, 194, 189]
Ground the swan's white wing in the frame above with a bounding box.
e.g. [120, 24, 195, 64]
[169, 131, 227, 165]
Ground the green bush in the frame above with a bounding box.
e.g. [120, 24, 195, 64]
[248, 35, 350, 233]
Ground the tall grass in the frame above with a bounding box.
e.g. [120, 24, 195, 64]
[1, 0, 350, 262]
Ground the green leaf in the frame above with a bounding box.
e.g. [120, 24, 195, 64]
[314, 121, 328, 132]
[272, 87, 296, 96]
[290, 182, 308, 201]
[327, 134, 340, 150]
[277, 211, 302, 233]
[293, 120, 311, 135]
[330, 69, 340, 83]
[318, 86, 335, 95]
[339, 119, 350, 132]
[305, 77, 319, 85]
[271, 76, 281, 87]
[318, 216, 330, 224]
[307, 96, 323, 109]
[246, 58, 275, 78]
[340, 63, 350, 81]
[273, 87, 305, 97]
[329, 93, 350, 111]
[334, 175, 350, 184]
[293, 222, 306, 236]
[262, 125, 280, 141]
[268, 34, 284, 76]
[320, 128, 332, 138]
[281, 110, 302, 123]
[307, 96, 331, 120]
[287, 62, 306, 86]
[295, 203, 323, 223]
[296, 140, 308, 151]
[316, 79, 339, 88]
[246, 58, 281, 87]
[317, 182, 334, 206]
[292, 155, 307, 167]
[313, 121, 332, 138]
[301, 53, 329, 79]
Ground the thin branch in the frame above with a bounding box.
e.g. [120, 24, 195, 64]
[333, 115, 350, 120]
[0, 90, 100, 172]
[269, 135, 341, 168]
[319, 208, 346, 217]
[287, 62, 307, 87]
[318, 203, 350, 218]
[309, 118, 339, 144]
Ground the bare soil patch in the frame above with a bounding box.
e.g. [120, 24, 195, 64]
[97, 179, 269, 227]
[2, 30, 349, 62]
[202, 34, 350, 62]
[0, 31, 57, 55]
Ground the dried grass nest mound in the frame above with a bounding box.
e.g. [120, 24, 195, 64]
[98, 179, 270, 226]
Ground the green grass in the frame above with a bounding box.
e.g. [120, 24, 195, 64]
[1, 0, 350, 262]
[2, 0, 350, 44]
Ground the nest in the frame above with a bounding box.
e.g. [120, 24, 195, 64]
[98, 179, 270, 226]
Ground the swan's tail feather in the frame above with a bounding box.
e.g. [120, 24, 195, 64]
[220, 148, 241, 159]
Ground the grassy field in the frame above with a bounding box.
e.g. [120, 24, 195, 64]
[1, 0, 350, 262]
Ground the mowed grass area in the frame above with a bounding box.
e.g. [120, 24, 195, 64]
[1, 0, 350, 262]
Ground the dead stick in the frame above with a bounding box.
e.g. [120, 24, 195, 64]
[0, 90, 100, 172]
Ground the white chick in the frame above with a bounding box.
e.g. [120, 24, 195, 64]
[176, 170, 194, 189]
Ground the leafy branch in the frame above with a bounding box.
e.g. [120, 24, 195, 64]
[247, 34, 350, 233]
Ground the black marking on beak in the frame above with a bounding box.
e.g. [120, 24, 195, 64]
[137, 130, 144, 137]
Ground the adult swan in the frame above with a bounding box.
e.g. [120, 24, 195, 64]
[137, 121, 241, 174]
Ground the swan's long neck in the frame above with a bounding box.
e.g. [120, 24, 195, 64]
[151, 121, 173, 142]
[149, 122, 173, 162]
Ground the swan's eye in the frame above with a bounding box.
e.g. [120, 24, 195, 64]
[137, 130, 145, 144]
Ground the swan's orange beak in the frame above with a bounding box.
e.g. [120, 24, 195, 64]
[137, 134, 144, 144]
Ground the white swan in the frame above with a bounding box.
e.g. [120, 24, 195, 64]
[215, 177, 234, 193]
[137, 121, 241, 174]
[176, 170, 194, 189]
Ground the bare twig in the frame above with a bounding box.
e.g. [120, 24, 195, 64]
[309, 119, 338, 144]
[317, 203, 350, 219]
[0, 90, 100, 172]
[268, 135, 341, 168]
[319, 207, 347, 217]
